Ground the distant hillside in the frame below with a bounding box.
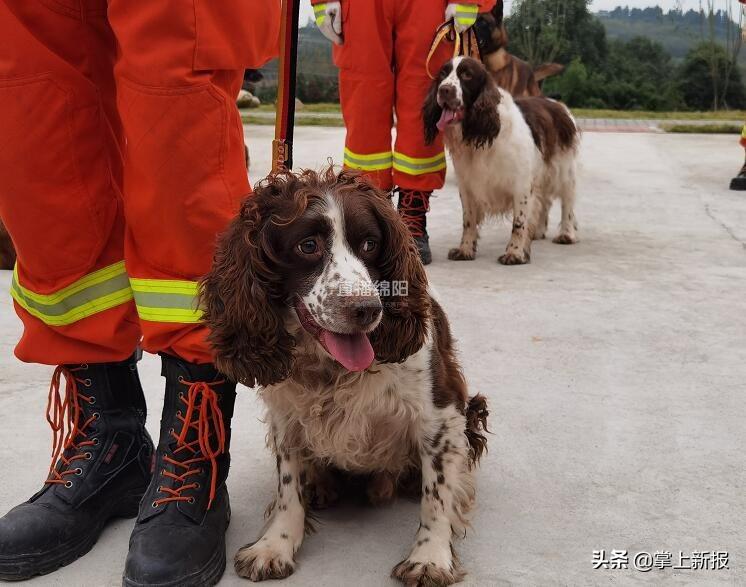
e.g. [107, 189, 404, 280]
[597, 6, 745, 66]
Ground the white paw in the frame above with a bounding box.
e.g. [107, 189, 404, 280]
[553, 232, 578, 245]
[234, 539, 295, 582]
[391, 558, 464, 587]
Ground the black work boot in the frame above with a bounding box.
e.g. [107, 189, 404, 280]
[396, 188, 433, 265]
[123, 354, 236, 587]
[0, 353, 153, 581]
[730, 159, 746, 190]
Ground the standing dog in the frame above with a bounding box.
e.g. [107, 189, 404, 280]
[424, 57, 580, 265]
[201, 169, 488, 585]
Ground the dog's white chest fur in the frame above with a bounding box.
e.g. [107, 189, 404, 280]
[446, 98, 538, 217]
[261, 338, 433, 473]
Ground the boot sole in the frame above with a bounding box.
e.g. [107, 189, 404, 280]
[122, 545, 225, 587]
[121, 503, 230, 587]
[0, 488, 144, 582]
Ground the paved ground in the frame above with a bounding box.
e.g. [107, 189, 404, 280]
[1, 129, 745, 586]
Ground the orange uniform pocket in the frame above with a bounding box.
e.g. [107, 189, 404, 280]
[0, 74, 114, 283]
[193, 0, 281, 70]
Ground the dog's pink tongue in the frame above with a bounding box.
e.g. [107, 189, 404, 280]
[437, 109, 457, 131]
[320, 330, 375, 372]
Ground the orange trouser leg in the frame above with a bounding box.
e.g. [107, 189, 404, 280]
[334, 0, 396, 191]
[0, 1, 141, 365]
[393, 0, 452, 191]
[107, 1, 252, 364]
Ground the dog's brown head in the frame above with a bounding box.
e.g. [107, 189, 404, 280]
[200, 168, 430, 388]
[474, 0, 509, 56]
[424, 57, 502, 150]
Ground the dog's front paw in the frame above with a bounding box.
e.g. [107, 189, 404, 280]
[234, 541, 295, 582]
[448, 247, 476, 261]
[498, 250, 530, 265]
[392, 559, 464, 587]
[553, 233, 577, 245]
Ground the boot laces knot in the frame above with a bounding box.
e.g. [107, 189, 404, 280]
[155, 379, 226, 510]
[45, 365, 98, 486]
[396, 189, 431, 238]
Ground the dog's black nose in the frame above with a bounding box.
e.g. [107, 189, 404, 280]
[438, 84, 456, 102]
[348, 298, 383, 329]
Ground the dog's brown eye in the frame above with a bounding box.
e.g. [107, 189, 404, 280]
[298, 238, 318, 255]
[460, 71, 472, 81]
[361, 239, 378, 253]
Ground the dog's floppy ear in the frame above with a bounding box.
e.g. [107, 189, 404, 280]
[423, 75, 444, 146]
[200, 188, 295, 388]
[462, 74, 501, 149]
[364, 182, 431, 363]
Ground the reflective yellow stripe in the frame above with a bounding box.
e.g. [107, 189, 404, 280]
[455, 4, 479, 25]
[393, 151, 447, 175]
[455, 4, 479, 13]
[741, 124, 746, 139]
[314, 3, 327, 24]
[129, 278, 203, 324]
[343, 148, 393, 172]
[10, 261, 133, 326]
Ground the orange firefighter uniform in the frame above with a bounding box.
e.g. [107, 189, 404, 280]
[313, 0, 496, 192]
[0, 0, 279, 366]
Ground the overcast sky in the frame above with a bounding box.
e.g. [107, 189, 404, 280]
[299, 1, 697, 26]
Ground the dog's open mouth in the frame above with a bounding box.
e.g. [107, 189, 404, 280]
[437, 107, 464, 131]
[294, 298, 375, 372]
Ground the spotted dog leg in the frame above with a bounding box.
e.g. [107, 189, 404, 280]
[499, 189, 533, 265]
[234, 445, 308, 582]
[392, 409, 475, 586]
[448, 190, 481, 261]
[553, 180, 578, 245]
[532, 201, 549, 240]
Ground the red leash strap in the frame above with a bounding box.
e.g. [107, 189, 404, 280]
[273, 0, 301, 172]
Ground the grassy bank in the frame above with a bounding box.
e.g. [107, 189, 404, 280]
[662, 123, 741, 134]
[243, 103, 746, 129]
[572, 109, 746, 120]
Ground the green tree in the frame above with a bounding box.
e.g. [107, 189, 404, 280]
[544, 37, 682, 111]
[679, 42, 746, 110]
[601, 37, 683, 110]
[505, 0, 607, 69]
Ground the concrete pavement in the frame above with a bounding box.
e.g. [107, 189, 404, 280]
[1, 128, 745, 585]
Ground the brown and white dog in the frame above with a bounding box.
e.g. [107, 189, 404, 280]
[424, 57, 580, 265]
[200, 169, 488, 586]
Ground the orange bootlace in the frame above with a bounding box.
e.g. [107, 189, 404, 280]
[45, 366, 98, 486]
[397, 189, 431, 238]
[153, 379, 226, 510]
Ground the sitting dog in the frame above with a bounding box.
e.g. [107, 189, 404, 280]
[476, 1, 564, 97]
[200, 169, 488, 585]
[424, 57, 580, 265]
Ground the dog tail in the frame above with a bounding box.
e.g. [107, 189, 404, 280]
[534, 63, 564, 82]
[465, 394, 489, 465]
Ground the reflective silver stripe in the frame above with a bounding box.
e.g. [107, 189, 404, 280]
[11, 273, 132, 318]
[131, 291, 200, 311]
[393, 153, 446, 175]
[344, 153, 393, 170]
[129, 278, 203, 324]
[10, 262, 133, 326]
